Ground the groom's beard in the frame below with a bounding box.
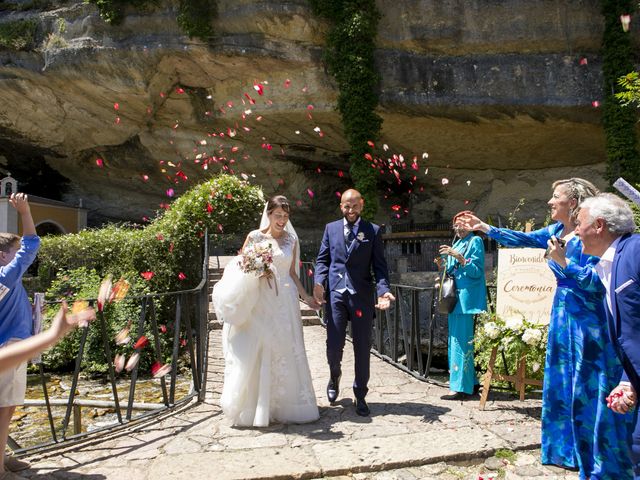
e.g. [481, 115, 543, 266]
[344, 213, 360, 223]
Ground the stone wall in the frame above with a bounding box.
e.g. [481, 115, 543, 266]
[0, 0, 627, 229]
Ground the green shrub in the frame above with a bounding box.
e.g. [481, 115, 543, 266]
[177, 0, 214, 39]
[37, 175, 264, 372]
[38, 174, 264, 293]
[86, 0, 215, 39]
[0, 19, 37, 50]
[40, 267, 160, 373]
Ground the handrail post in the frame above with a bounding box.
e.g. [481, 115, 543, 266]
[73, 404, 82, 435]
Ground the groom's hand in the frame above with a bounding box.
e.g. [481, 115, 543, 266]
[313, 284, 326, 306]
[375, 292, 395, 310]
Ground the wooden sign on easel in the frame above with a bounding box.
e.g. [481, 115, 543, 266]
[478, 223, 555, 409]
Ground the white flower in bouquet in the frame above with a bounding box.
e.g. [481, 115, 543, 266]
[522, 328, 543, 346]
[505, 317, 524, 331]
[483, 322, 500, 340]
[532, 361, 541, 373]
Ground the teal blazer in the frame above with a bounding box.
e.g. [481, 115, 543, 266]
[445, 234, 487, 314]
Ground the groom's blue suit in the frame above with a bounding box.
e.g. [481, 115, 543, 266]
[603, 233, 640, 478]
[314, 218, 390, 400]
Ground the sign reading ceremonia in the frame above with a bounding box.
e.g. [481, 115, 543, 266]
[495, 247, 557, 325]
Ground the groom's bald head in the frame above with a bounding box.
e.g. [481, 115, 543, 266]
[340, 189, 364, 222]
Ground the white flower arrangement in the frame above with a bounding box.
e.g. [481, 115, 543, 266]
[475, 311, 549, 381]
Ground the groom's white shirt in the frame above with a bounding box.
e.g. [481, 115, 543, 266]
[337, 217, 361, 295]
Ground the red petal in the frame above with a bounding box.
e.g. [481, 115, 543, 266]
[355, 309, 363, 317]
[96, 158, 104, 167]
[141, 271, 155, 280]
[178, 272, 186, 280]
[113, 102, 120, 110]
[134, 335, 149, 350]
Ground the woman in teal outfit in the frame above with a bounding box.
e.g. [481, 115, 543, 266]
[460, 178, 634, 480]
[437, 211, 487, 399]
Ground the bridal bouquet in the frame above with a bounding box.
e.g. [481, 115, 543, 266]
[238, 241, 274, 277]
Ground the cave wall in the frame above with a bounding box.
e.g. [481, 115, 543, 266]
[0, 0, 628, 238]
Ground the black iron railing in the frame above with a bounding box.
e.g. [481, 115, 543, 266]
[372, 284, 443, 382]
[11, 235, 210, 455]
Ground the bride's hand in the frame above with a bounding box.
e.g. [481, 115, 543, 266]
[302, 294, 321, 311]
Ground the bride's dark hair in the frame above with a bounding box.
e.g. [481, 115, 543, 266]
[266, 195, 291, 215]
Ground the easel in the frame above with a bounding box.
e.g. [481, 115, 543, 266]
[478, 221, 543, 409]
[478, 346, 543, 409]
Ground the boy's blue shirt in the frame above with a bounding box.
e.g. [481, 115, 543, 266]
[0, 234, 40, 346]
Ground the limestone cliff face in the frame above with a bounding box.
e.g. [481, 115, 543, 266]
[0, 0, 618, 236]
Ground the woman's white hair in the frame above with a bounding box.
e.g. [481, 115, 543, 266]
[580, 193, 636, 235]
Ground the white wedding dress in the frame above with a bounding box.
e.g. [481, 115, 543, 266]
[212, 229, 319, 427]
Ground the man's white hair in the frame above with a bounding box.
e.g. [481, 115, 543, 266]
[580, 193, 636, 235]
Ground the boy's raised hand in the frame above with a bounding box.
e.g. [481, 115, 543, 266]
[9, 193, 30, 214]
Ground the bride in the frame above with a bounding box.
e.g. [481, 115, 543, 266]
[212, 195, 320, 426]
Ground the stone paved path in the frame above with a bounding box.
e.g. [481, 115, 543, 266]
[18, 325, 577, 480]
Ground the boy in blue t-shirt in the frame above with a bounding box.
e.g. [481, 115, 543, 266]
[0, 193, 39, 476]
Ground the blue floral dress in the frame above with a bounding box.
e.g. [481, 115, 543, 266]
[487, 223, 634, 480]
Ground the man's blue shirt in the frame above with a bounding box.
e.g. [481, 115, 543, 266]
[0, 235, 40, 345]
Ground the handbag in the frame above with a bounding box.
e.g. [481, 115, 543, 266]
[437, 271, 458, 314]
[436, 236, 473, 315]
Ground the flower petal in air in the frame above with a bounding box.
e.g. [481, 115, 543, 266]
[134, 335, 149, 350]
[125, 352, 140, 372]
[110, 277, 130, 303]
[151, 361, 172, 378]
[97, 275, 113, 312]
[141, 271, 155, 281]
[620, 14, 631, 32]
[114, 354, 125, 373]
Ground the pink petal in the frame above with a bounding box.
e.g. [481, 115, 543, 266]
[579, 57, 588, 66]
[621, 14, 631, 32]
[178, 272, 186, 280]
[151, 362, 172, 378]
[97, 276, 113, 312]
[166, 188, 175, 197]
[592, 100, 600, 108]
[307, 188, 314, 198]
[114, 354, 125, 373]
[113, 102, 120, 110]
[125, 352, 140, 372]
[141, 271, 154, 280]
[96, 158, 104, 168]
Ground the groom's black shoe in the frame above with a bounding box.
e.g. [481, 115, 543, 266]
[355, 398, 370, 417]
[327, 376, 341, 404]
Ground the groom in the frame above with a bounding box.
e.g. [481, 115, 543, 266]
[313, 189, 394, 416]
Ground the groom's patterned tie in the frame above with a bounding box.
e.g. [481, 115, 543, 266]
[345, 222, 355, 251]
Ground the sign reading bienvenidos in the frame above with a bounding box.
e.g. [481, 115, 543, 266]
[496, 248, 556, 325]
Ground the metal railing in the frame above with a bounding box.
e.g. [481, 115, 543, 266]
[11, 235, 210, 455]
[372, 284, 443, 382]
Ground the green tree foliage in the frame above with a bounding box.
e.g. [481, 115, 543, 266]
[601, 0, 640, 185]
[36, 174, 263, 372]
[0, 19, 37, 50]
[38, 174, 264, 292]
[88, 0, 214, 39]
[309, 0, 381, 219]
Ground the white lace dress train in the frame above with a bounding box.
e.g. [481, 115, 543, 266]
[212, 230, 319, 427]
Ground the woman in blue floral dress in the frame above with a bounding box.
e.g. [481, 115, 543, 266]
[461, 178, 634, 480]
